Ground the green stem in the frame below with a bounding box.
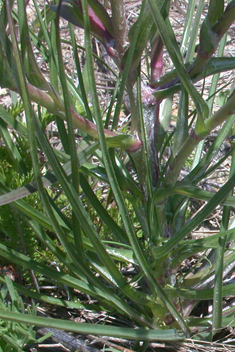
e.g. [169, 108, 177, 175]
[205, 90, 235, 131]
[189, 0, 235, 78]
[81, 0, 190, 336]
[164, 90, 235, 186]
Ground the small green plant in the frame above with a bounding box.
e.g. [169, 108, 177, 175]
[0, 275, 45, 352]
[1, 0, 235, 349]
[0, 138, 63, 273]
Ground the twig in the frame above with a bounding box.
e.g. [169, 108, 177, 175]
[36, 327, 100, 352]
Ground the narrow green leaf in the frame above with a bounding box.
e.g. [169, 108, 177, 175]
[0, 310, 184, 341]
[155, 185, 235, 207]
[212, 125, 235, 337]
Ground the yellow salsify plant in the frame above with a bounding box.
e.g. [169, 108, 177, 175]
[1, 0, 235, 348]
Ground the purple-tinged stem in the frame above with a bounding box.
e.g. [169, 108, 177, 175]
[151, 36, 164, 84]
[25, 82, 142, 152]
